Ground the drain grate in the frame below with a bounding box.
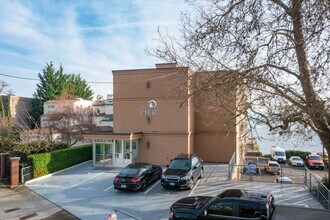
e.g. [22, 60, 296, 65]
[5, 207, 20, 213]
[19, 213, 38, 220]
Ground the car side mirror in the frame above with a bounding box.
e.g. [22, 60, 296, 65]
[193, 165, 197, 170]
[167, 165, 169, 168]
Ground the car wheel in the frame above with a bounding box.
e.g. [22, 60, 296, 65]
[199, 169, 203, 179]
[188, 178, 194, 189]
[141, 181, 147, 191]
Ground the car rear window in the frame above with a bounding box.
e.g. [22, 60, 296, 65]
[310, 156, 321, 160]
[169, 159, 191, 170]
[120, 167, 140, 176]
[269, 163, 279, 167]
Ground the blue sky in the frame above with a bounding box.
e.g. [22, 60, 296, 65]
[0, 0, 185, 98]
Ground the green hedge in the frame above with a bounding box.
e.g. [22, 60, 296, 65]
[28, 144, 92, 178]
[285, 150, 311, 161]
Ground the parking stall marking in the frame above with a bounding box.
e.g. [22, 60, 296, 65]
[293, 197, 314, 204]
[104, 185, 114, 192]
[273, 188, 307, 198]
[69, 172, 104, 188]
[277, 193, 311, 203]
[189, 179, 201, 197]
[144, 180, 161, 195]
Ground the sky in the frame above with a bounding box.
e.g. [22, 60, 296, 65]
[0, 0, 186, 98]
[0, 0, 323, 151]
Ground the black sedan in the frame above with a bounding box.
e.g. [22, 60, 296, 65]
[169, 189, 275, 220]
[113, 163, 162, 191]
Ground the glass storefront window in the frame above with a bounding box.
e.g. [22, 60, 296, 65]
[132, 140, 138, 159]
[124, 140, 130, 159]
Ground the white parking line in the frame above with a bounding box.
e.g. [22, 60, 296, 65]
[274, 188, 307, 198]
[293, 197, 314, 204]
[69, 172, 104, 188]
[277, 193, 311, 203]
[144, 180, 161, 195]
[104, 185, 114, 191]
[189, 179, 201, 197]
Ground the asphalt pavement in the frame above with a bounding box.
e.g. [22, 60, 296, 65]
[0, 183, 78, 220]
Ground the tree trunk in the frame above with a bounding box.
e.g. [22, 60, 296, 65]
[291, 1, 330, 178]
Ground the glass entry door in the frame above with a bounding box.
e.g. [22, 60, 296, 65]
[114, 140, 123, 165]
[123, 140, 131, 164]
[95, 143, 113, 167]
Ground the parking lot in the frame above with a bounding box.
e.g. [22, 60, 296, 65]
[26, 161, 324, 220]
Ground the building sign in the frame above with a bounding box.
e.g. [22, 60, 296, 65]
[140, 100, 157, 116]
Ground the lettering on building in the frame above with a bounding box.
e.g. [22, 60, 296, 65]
[140, 100, 157, 116]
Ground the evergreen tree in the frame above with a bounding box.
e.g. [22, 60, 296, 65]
[5, 96, 11, 118]
[67, 74, 93, 100]
[31, 62, 94, 126]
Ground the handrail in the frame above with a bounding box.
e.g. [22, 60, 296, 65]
[304, 167, 330, 210]
[114, 209, 142, 220]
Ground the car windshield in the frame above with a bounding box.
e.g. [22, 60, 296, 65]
[293, 157, 302, 161]
[269, 163, 279, 167]
[168, 159, 191, 170]
[120, 167, 140, 176]
[275, 151, 285, 156]
[310, 156, 321, 160]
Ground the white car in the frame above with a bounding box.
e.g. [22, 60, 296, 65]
[276, 176, 293, 184]
[288, 156, 304, 166]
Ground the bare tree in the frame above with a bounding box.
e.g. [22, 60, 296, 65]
[43, 104, 94, 146]
[153, 0, 330, 173]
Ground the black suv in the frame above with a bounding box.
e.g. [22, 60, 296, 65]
[161, 153, 203, 189]
[169, 189, 275, 220]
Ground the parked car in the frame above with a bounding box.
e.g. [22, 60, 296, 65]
[276, 176, 293, 184]
[305, 154, 325, 170]
[265, 161, 281, 175]
[161, 153, 203, 189]
[169, 189, 275, 220]
[270, 147, 286, 163]
[243, 161, 260, 174]
[113, 163, 162, 191]
[288, 156, 304, 167]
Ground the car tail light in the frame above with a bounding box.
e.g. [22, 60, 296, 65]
[131, 177, 141, 183]
[169, 212, 174, 219]
[114, 177, 119, 182]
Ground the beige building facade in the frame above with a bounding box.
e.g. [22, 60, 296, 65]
[84, 63, 244, 167]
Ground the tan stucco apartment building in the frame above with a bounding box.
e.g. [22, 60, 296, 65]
[84, 63, 244, 167]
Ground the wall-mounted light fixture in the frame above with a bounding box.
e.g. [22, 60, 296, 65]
[146, 81, 151, 89]
[146, 117, 150, 124]
[146, 141, 150, 149]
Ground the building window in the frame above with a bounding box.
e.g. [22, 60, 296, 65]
[48, 105, 55, 109]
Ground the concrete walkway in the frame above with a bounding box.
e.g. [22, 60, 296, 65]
[0, 183, 78, 220]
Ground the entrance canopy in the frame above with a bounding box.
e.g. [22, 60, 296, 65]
[83, 131, 143, 141]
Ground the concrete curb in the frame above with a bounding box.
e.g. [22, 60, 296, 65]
[25, 160, 92, 184]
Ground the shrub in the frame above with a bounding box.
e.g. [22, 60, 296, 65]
[285, 150, 311, 161]
[263, 154, 272, 159]
[13, 141, 68, 162]
[28, 144, 92, 178]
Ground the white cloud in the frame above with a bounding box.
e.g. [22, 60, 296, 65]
[0, 0, 186, 98]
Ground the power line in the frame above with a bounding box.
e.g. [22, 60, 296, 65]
[0, 71, 180, 84]
[0, 73, 38, 81]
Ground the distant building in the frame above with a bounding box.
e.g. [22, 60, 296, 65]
[41, 98, 94, 128]
[1, 95, 33, 128]
[93, 94, 113, 128]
